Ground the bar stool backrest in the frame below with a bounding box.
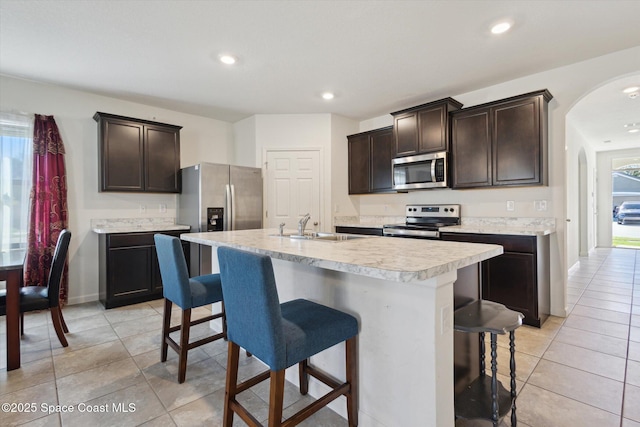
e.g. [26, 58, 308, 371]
[154, 235, 191, 308]
[217, 246, 286, 370]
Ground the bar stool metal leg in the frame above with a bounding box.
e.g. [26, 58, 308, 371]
[454, 300, 523, 427]
[510, 330, 517, 427]
[480, 331, 486, 376]
[490, 333, 499, 427]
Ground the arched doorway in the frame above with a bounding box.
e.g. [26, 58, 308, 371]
[565, 72, 640, 267]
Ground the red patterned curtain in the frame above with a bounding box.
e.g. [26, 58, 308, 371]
[24, 115, 69, 305]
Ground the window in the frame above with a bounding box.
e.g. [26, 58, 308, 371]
[0, 112, 33, 253]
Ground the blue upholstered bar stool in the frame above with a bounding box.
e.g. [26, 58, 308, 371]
[217, 246, 359, 427]
[154, 234, 226, 383]
[454, 300, 523, 427]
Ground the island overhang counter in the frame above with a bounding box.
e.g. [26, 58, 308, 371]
[181, 229, 503, 427]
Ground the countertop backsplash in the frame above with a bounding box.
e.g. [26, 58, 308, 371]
[333, 215, 405, 227]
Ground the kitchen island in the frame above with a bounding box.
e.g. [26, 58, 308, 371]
[181, 229, 502, 427]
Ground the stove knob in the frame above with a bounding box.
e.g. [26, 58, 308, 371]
[444, 208, 449, 212]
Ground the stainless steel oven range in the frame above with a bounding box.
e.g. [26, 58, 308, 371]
[383, 204, 460, 239]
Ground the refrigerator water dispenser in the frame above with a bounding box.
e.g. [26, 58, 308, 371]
[207, 207, 224, 232]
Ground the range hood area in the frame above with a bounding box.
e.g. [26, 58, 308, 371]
[347, 89, 553, 195]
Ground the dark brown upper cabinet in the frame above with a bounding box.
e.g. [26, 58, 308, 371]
[451, 90, 553, 189]
[94, 112, 182, 193]
[348, 126, 394, 194]
[391, 98, 463, 157]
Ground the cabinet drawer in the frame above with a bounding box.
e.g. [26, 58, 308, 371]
[440, 233, 535, 253]
[107, 231, 182, 248]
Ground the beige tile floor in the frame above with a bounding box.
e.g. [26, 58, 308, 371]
[1, 247, 639, 426]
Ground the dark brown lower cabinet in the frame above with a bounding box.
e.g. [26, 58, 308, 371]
[99, 230, 189, 309]
[334, 226, 383, 236]
[441, 232, 550, 327]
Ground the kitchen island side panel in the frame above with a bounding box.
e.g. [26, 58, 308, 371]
[270, 259, 457, 427]
[207, 251, 458, 426]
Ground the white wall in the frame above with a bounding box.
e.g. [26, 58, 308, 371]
[250, 114, 336, 231]
[354, 46, 640, 317]
[0, 75, 234, 304]
[565, 121, 597, 268]
[232, 115, 256, 167]
[330, 115, 359, 218]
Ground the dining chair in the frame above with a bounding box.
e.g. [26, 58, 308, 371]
[0, 229, 72, 347]
[217, 246, 359, 427]
[153, 234, 226, 383]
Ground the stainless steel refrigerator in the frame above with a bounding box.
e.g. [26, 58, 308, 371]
[178, 162, 263, 276]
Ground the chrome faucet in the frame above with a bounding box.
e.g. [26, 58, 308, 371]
[298, 213, 311, 236]
[278, 222, 286, 236]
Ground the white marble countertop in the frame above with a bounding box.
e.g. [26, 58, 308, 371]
[181, 228, 502, 283]
[92, 224, 191, 234]
[90, 217, 191, 234]
[442, 224, 554, 236]
[334, 216, 556, 236]
[443, 217, 556, 236]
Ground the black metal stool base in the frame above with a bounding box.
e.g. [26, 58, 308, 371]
[454, 300, 523, 427]
[454, 375, 512, 420]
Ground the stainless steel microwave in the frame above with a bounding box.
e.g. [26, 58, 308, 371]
[392, 152, 448, 191]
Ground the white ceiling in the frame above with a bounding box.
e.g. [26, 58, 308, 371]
[1, 0, 639, 150]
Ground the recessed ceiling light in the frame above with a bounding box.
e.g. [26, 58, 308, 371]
[491, 22, 512, 34]
[629, 129, 640, 133]
[322, 92, 335, 100]
[623, 86, 639, 94]
[219, 55, 236, 65]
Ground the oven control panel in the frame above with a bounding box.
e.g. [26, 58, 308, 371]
[405, 204, 460, 219]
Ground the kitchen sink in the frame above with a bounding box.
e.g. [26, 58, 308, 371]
[270, 232, 368, 242]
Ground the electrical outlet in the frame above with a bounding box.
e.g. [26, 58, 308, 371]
[159, 203, 167, 213]
[506, 201, 515, 211]
[139, 204, 146, 214]
[534, 200, 548, 211]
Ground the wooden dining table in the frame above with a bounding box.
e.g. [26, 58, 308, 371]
[1, 250, 26, 371]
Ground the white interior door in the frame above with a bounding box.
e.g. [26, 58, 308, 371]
[265, 150, 321, 232]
